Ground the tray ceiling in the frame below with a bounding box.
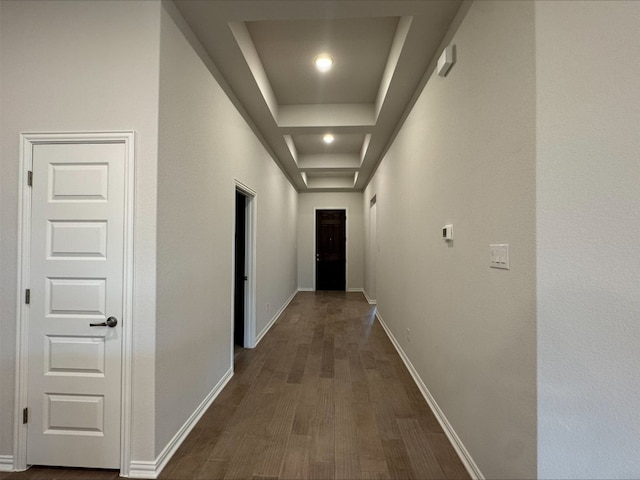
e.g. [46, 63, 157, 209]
[172, 1, 463, 192]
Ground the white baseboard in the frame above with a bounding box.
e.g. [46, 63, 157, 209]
[375, 311, 484, 480]
[297, 287, 314, 292]
[128, 368, 233, 479]
[127, 460, 156, 479]
[255, 289, 298, 346]
[0, 455, 14, 471]
[347, 287, 377, 305]
[361, 289, 377, 305]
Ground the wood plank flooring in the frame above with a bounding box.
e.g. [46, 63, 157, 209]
[4, 291, 469, 480]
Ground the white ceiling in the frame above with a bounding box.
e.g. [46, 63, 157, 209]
[172, 0, 463, 192]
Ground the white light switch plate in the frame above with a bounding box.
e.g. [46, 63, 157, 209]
[490, 244, 510, 269]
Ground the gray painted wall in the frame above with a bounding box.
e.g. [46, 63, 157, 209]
[155, 5, 298, 454]
[536, 1, 640, 477]
[297, 192, 364, 292]
[0, 0, 161, 463]
[364, 2, 537, 477]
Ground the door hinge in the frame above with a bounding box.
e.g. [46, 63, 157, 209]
[25, 289, 30, 304]
[23, 407, 28, 424]
[27, 171, 33, 187]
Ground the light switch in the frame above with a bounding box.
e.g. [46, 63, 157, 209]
[490, 244, 510, 269]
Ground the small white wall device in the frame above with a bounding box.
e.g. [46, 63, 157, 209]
[490, 244, 510, 269]
[442, 224, 453, 241]
[437, 45, 456, 77]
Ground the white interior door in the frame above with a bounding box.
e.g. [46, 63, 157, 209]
[26, 141, 125, 468]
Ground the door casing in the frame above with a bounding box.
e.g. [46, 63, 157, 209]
[313, 206, 348, 291]
[14, 132, 135, 475]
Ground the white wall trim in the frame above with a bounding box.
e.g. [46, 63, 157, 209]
[362, 289, 377, 305]
[14, 131, 136, 475]
[255, 289, 297, 346]
[348, 288, 377, 305]
[0, 455, 14, 472]
[347, 288, 376, 305]
[128, 368, 234, 479]
[375, 310, 484, 480]
[297, 287, 314, 292]
[126, 461, 157, 479]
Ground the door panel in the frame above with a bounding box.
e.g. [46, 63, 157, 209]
[315, 210, 346, 291]
[45, 336, 106, 376]
[27, 142, 124, 468]
[49, 163, 109, 201]
[48, 221, 108, 258]
[44, 394, 105, 435]
[47, 278, 107, 316]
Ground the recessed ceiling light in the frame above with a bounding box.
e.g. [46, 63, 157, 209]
[314, 54, 334, 72]
[323, 134, 335, 144]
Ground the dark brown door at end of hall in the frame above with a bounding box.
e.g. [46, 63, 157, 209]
[316, 209, 346, 291]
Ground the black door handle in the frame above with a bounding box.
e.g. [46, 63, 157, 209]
[90, 316, 118, 328]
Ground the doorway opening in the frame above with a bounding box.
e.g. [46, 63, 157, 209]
[233, 182, 256, 358]
[368, 195, 377, 304]
[315, 209, 347, 291]
[234, 191, 246, 355]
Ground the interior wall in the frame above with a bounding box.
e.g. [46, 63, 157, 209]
[536, 1, 640, 477]
[155, 4, 298, 455]
[0, 0, 161, 464]
[363, 2, 536, 478]
[297, 192, 364, 292]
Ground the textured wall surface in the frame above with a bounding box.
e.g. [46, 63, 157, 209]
[536, 1, 640, 477]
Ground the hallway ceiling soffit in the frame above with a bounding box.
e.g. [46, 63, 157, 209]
[172, 1, 462, 192]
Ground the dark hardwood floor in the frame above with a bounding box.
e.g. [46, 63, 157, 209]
[4, 291, 469, 480]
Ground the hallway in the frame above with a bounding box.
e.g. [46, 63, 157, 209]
[5, 292, 469, 480]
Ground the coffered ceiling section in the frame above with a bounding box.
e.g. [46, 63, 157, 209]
[173, 1, 462, 192]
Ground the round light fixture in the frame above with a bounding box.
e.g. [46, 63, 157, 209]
[323, 134, 335, 144]
[314, 54, 334, 72]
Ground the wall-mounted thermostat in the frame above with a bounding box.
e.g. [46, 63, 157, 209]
[442, 224, 453, 241]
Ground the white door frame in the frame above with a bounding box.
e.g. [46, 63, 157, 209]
[232, 180, 257, 349]
[312, 207, 349, 291]
[14, 132, 135, 475]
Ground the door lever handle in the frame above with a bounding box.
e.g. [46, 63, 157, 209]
[90, 316, 118, 328]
